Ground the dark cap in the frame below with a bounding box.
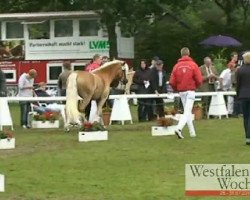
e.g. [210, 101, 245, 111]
[156, 60, 163, 65]
[152, 56, 159, 61]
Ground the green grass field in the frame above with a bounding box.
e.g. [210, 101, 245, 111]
[0, 104, 249, 200]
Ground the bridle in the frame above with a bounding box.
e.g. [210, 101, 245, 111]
[121, 62, 128, 85]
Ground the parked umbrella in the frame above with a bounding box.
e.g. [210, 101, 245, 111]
[199, 35, 242, 47]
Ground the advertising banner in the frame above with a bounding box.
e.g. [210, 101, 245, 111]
[186, 164, 250, 196]
[25, 38, 110, 60]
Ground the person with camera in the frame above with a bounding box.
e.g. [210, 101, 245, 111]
[17, 69, 37, 129]
[133, 59, 153, 122]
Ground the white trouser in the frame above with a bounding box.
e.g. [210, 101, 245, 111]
[177, 91, 195, 135]
[227, 96, 234, 115]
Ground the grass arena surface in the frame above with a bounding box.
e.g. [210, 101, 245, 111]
[0, 104, 249, 200]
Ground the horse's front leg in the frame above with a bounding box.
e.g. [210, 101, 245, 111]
[96, 94, 109, 124]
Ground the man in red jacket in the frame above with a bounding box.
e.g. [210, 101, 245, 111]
[170, 47, 203, 139]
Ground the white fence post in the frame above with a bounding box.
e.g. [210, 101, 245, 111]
[208, 92, 229, 119]
[0, 98, 13, 131]
[0, 174, 4, 192]
[110, 96, 132, 125]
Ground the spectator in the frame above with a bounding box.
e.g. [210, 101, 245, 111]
[228, 52, 238, 71]
[101, 56, 109, 65]
[228, 52, 242, 117]
[18, 69, 37, 129]
[85, 54, 102, 72]
[35, 82, 50, 98]
[150, 60, 167, 118]
[170, 47, 202, 139]
[220, 56, 237, 116]
[0, 68, 7, 97]
[58, 62, 72, 96]
[133, 59, 153, 122]
[199, 57, 219, 115]
[32, 82, 66, 123]
[236, 52, 250, 145]
[149, 56, 159, 69]
[85, 54, 102, 120]
[33, 82, 60, 114]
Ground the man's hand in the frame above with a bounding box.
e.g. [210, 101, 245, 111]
[208, 74, 218, 80]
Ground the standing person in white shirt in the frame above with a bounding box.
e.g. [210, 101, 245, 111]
[220, 64, 235, 115]
[18, 69, 37, 128]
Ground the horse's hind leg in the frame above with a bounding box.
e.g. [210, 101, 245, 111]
[64, 112, 71, 132]
[78, 100, 87, 122]
[78, 96, 92, 123]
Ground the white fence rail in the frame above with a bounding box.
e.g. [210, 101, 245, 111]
[2, 91, 236, 102]
[0, 91, 237, 129]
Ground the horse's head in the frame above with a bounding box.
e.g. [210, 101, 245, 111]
[116, 61, 129, 85]
[93, 60, 129, 87]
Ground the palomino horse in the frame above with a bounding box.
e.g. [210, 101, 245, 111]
[65, 60, 128, 131]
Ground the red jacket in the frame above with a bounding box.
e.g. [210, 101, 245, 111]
[170, 56, 202, 92]
[85, 62, 100, 72]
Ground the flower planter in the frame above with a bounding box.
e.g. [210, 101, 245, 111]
[151, 125, 178, 136]
[102, 112, 111, 126]
[0, 138, 15, 149]
[31, 120, 60, 128]
[78, 131, 108, 142]
[192, 107, 203, 120]
[0, 174, 4, 192]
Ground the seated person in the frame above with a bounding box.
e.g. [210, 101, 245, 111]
[32, 82, 66, 123]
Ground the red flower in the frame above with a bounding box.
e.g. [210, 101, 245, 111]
[44, 111, 53, 120]
[83, 122, 93, 129]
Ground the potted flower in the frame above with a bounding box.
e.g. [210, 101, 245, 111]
[164, 107, 178, 116]
[157, 117, 174, 127]
[78, 121, 108, 142]
[31, 111, 60, 128]
[102, 105, 112, 126]
[0, 130, 15, 149]
[152, 117, 178, 136]
[192, 103, 203, 120]
[164, 107, 191, 121]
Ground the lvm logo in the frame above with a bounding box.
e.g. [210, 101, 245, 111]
[185, 164, 250, 196]
[89, 40, 109, 50]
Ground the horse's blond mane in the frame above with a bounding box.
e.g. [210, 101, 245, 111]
[92, 60, 123, 72]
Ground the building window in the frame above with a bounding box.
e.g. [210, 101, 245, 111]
[28, 21, 50, 39]
[79, 20, 99, 36]
[47, 64, 63, 84]
[54, 20, 73, 37]
[72, 63, 86, 71]
[1, 69, 16, 82]
[6, 22, 24, 39]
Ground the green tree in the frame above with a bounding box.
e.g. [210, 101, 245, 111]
[72, 0, 163, 59]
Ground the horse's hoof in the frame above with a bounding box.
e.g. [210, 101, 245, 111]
[64, 127, 70, 133]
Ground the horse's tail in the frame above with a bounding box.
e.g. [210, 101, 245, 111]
[65, 72, 80, 124]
